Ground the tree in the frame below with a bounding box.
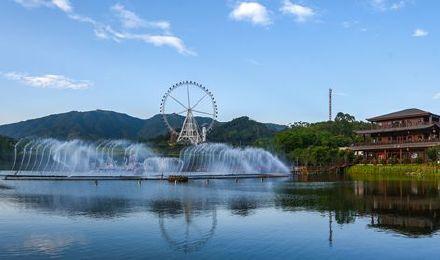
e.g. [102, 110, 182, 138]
[272, 112, 369, 167]
[427, 146, 440, 163]
[334, 112, 355, 123]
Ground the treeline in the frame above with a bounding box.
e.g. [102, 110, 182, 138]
[0, 135, 15, 169]
[267, 113, 371, 167]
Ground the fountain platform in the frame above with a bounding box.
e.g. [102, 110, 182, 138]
[0, 171, 290, 181]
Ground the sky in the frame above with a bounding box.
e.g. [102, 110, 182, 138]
[0, 0, 439, 125]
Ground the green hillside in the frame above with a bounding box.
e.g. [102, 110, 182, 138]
[0, 110, 286, 144]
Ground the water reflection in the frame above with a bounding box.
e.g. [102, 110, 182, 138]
[1, 176, 440, 258]
[355, 180, 440, 236]
[0, 180, 272, 254]
[276, 175, 440, 237]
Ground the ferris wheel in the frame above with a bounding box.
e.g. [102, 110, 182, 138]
[160, 81, 218, 145]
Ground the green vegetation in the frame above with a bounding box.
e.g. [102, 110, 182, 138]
[270, 112, 370, 167]
[347, 164, 440, 180]
[426, 146, 440, 162]
[0, 110, 284, 145]
[209, 116, 276, 146]
[0, 135, 15, 169]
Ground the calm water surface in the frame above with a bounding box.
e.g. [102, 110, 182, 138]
[0, 174, 439, 259]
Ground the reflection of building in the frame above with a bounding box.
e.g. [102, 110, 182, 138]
[277, 176, 440, 237]
[351, 109, 440, 162]
[354, 180, 440, 236]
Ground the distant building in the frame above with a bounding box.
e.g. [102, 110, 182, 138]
[351, 108, 440, 162]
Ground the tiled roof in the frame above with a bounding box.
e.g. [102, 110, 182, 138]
[367, 108, 438, 122]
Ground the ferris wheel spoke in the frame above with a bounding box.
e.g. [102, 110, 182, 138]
[187, 85, 191, 108]
[191, 94, 208, 109]
[177, 109, 188, 115]
[192, 109, 214, 116]
[169, 94, 188, 109]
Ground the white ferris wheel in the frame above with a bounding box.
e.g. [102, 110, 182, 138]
[160, 81, 218, 145]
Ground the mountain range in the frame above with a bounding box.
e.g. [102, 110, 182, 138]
[0, 110, 286, 144]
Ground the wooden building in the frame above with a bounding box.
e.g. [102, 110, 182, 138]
[351, 108, 440, 162]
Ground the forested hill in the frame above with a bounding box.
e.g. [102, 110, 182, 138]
[0, 110, 286, 143]
[0, 135, 14, 168]
[209, 116, 276, 145]
[0, 110, 145, 140]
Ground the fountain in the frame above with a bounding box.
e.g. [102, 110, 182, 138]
[180, 143, 289, 174]
[8, 138, 290, 178]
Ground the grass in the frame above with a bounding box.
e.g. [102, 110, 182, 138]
[346, 164, 440, 181]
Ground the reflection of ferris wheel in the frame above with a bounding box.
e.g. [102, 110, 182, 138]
[159, 210, 217, 253]
[160, 81, 218, 145]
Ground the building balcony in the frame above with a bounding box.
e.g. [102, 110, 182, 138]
[373, 121, 431, 130]
[355, 123, 437, 135]
[351, 138, 440, 151]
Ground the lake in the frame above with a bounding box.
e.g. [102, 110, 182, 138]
[0, 173, 439, 259]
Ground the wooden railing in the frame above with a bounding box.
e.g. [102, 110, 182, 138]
[370, 121, 431, 130]
[354, 138, 440, 147]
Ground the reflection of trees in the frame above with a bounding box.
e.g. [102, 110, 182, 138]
[150, 199, 217, 253]
[275, 182, 358, 224]
[228, 197, 258, 216]
[4, 193, 135, 218]
[275, 178, 440, 237]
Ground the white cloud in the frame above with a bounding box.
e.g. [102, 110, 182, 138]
[230, 2, 271, 26]
[14, 0, 72, 12]
[1, 72, 92, 90]
[111, 3, 146, 29]
[111, 4, 171, 31]
[369, 0, 409, 11]
[51, 0, 72, 13]
[66, 14, 194, 55]
[434, 92, 440, 99]
[14, 1, 193, 55]
[413, 28, 428, 37]
[121, 34, 196, 55]
[14, 0, 49, 8]
[390, 1, 406, 10]
[280, 0, 315, 23]
[342, 20, 359, 29]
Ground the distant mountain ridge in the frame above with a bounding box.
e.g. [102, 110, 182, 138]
[0, 110, 286, 144]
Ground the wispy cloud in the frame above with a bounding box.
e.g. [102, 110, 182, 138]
[14, 1, 194, 55]
[51, 0, 72, 12]
[342, 20, 359, 29]
[110, 3, 170, 31]
[14, 0, 72, 12]
[280, 0, 315, 23]
[433, 92, 440, 99]
[412, 28, 428, 37]
[369, 0, 410, 11]
[1, 72, 92, 90]
[341, 20, 368, 32]
[245, 58, 261, 66]
[230, 2, 271, 26]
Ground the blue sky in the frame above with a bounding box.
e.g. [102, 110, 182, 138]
[0, 0, 439, 125]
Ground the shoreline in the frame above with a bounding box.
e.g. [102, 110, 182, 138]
[346, 164, 440, 178]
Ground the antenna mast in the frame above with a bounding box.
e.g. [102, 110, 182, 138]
[329, 88, 332, 121]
